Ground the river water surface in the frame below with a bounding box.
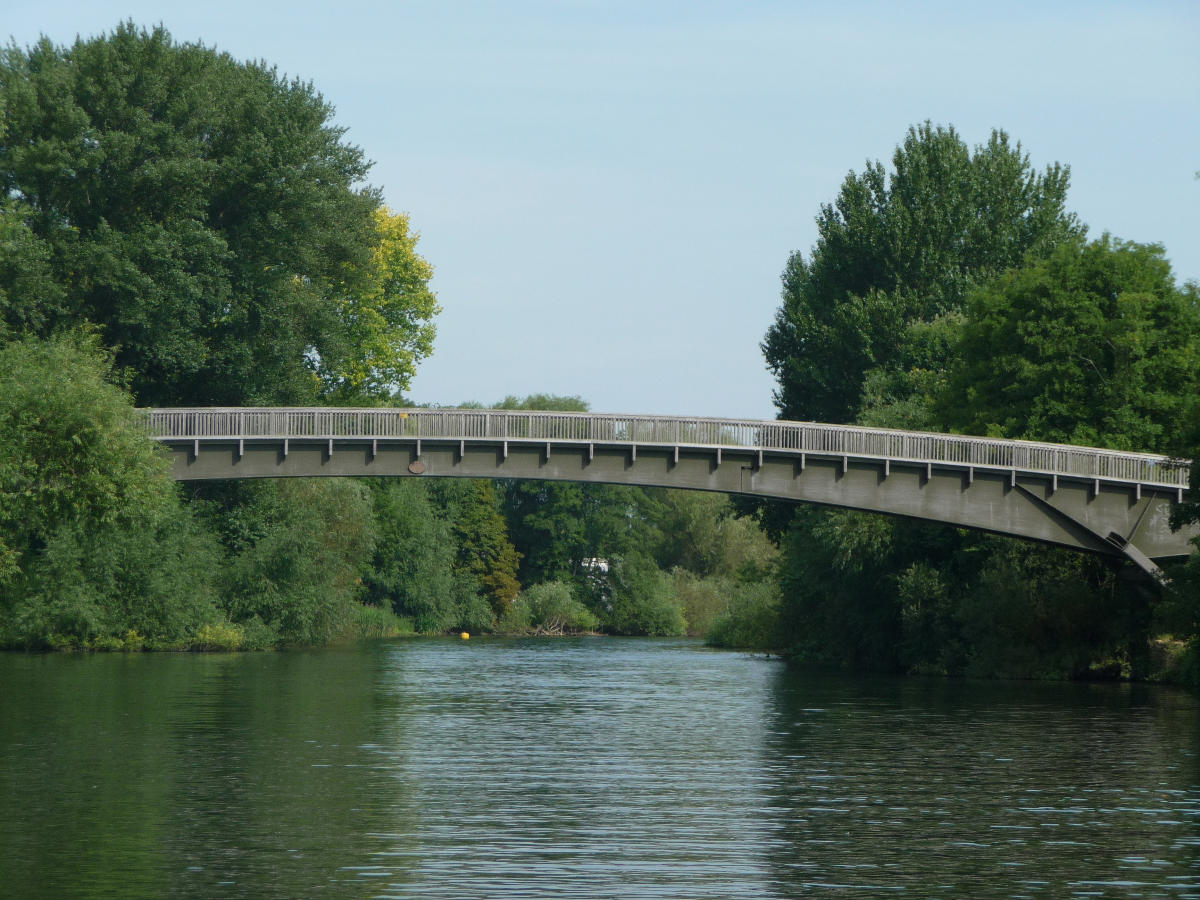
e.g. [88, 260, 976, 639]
[1, 637, 1198, 898]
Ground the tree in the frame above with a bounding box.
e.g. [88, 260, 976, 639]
[364, 479, 491, 633]
[493, 394, 657, 586]
[0, 332, 221, 647]
[0, 23, 436, 406]
[941, 236, 1200, 453]
[763, 122, 1079, 426]
[319, 206, 439, 401]
[757, 122, 1095, 673]
[219, 478, 377, 645]
[429, 479, 522, 617]
[501, 581, 598, 635]
[605, 554, 687, 636]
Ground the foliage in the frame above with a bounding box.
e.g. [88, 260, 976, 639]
[219, 479, 377, 645]
[651, 490, 777, 580]
[954, 542, 1141, 679]
[188, 621, 247, 652]
[762, 122, 1079, 426]
[755, 121, 1200, 681]
[430, 479, 521, 617]
[0, 196, 62, 334]
[495, 394, 589, 412]
[775, 507, 905, 669]
[491, 394, 652, 587]
[942, 236, 1200, 451]
[343, 603, 415, 640]
[502, 581, 599, 634]
[672, 570, 730, 637]
[857, 313, 964, 430]
[364, 479, 485, 632]
[0, 23, 437, 407]
[504, 479, 652, 587]
[0, 332, 222, 648]
[704, 581, 783, 650]
[605, 555, 687, 636]
[0, 26, 463, 651]
[320, 206, 439, 401]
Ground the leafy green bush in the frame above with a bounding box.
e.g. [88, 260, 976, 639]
[189, 622, 247, 652]
[0, 333, 224, 649]
[705, 581, 782, 649]
[507, 581, 598, 635]
[606, 556, 687, 636]
[672, 570, 730, 637]
[497, 597, 534, 633]
[364, 480, 496, 633]
[219, 479, 376, 645]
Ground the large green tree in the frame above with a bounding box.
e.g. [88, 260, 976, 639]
[757, 123, 1094, 674]
[0, 23, 435, 405]
[762, 122, 1079, 426]
[941, 236, 1200, 453]
[364, 480, 492, 633]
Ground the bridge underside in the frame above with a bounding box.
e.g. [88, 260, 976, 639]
[164, 437, 1196, 573]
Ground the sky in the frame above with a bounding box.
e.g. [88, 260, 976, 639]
[7, 1, 1199, 420]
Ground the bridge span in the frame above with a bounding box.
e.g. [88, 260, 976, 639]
[144, 407, 1197, 575]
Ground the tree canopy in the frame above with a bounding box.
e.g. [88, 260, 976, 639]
[0, 22, 436, 405]
[762, 122, 1079, 425]
[755, 122, 1200, 682]
[941, 236, 1200, 453]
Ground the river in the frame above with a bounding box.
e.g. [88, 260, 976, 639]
[1, 637, 1197, 898]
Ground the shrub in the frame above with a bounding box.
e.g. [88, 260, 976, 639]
[518, 581, 598, 634]
[607, 556, 687, 636]
[706, 582, 783, 650]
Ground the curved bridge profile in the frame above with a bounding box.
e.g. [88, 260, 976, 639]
[143, 407, 1197, 575]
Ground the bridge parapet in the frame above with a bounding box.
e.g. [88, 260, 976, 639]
[142, 407, 1191, 492]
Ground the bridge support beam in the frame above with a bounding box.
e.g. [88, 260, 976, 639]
[161, 437, 1196, 564]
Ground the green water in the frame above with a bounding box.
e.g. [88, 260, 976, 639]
[1, 638, 1198, 898]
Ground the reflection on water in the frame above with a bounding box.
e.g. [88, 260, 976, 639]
[763, 674, 1200, 898]
[0, 638, 1197, 898]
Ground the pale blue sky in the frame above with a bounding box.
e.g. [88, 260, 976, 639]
[7, 2, 1199, 419]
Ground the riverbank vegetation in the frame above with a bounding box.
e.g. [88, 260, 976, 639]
[3, 25, 1199, 684]
[753, 123, 1200, 685]
[0, 25, 774, 650]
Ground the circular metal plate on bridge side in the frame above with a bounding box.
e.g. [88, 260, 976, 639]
[408, 460, 427, 474]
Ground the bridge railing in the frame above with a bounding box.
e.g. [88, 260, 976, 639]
[142, 408, 1191, 489]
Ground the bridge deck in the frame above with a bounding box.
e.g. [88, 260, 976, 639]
[141, 408, 1197, 571]
[142, 407, 1190, 492]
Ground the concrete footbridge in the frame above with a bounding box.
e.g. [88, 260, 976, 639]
[144, 407, 1196, 575]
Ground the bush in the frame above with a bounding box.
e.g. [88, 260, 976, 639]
[497, 597, 534, 633]
[189, 621, 247, 652]
[507, 581, 599, 635]
[672, 570, 730, 637]
[220, 479, 377, 645]
[705, 581, 782, 649]
[364, 480, 495, 633]
[607, 556, 687, 636]
[0, 333, 224, 649]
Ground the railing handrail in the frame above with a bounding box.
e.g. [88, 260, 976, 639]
[138, 407, 1192, 489]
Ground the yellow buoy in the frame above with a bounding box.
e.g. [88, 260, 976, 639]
[460, 632, 470, 640]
